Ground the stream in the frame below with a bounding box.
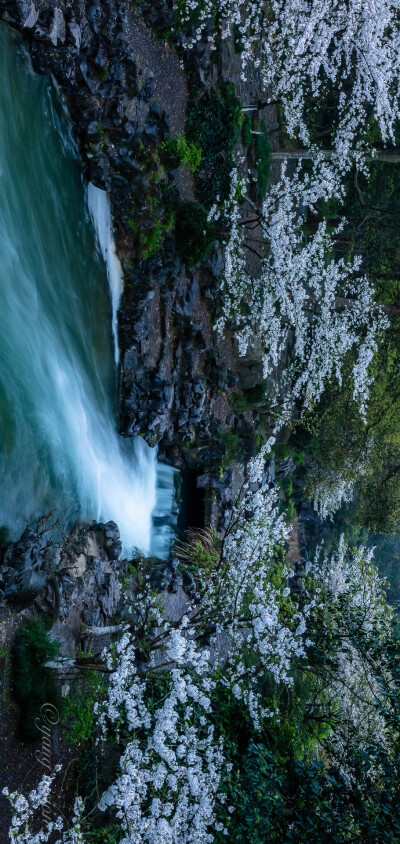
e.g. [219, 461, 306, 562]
[0, 23, 177, 557]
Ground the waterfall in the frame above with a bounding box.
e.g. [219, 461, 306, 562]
[86, 182, 180, 557]
[0, 23, 176, 557]
[87, 183, 122, 365]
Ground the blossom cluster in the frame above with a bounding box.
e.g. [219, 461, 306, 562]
[308, 446, 372, 520]
[94, 444, 313, 840]
[2, 776, 84, 844]
[216, 163, 387, 426]
[199, 442, 314, 724]
[311, 539, 392, 782]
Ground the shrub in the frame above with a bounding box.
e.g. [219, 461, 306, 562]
[61, 669, 107, 744]
[174, 201, 214, 266]
[231, 383, 269, 413]
[221, 428, 240, 464]
[162, 134, 202, 173]
[11, 618, 59, 742]
[186, 84, 242, 207]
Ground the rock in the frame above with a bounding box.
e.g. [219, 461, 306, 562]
[140, 70, 154, 102]
[104, 521, 120, 543]
[163, 383, 174, 409]
[143, 121, 157, 139]
[182, 569, 198, 600]
[86, 2, 102, 35]
[22, 2, 39, 29]
[3, 568, 46, 608]
[197, 473, 218, 489]
[3, 526, 41, 572]
[68, 21, 81, 50]
[49, 8, 66, 46]
[98, 80, 115, 98]
[107, 540, 122, 560]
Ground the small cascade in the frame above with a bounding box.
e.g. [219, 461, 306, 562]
[151, 462, 180, 559]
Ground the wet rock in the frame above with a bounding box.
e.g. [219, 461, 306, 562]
[104, 522, 123, 560]
[3, 568, 47, 608]
[104, 521, 120, 544]
[3, 526, 41, 572]
[22, 1, 39, 29]
[140, 70, 154, 102]
[181, 569, 198, 600]
[68, 21, 81, 50]
[49, 8, 66, 46]
[107, 540, 122, 560]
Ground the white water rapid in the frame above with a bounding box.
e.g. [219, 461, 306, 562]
[87, 183, 122, 365]
[0, 23, 176, 556]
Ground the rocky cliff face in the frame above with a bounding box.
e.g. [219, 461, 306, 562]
[0, 0, 258, 479]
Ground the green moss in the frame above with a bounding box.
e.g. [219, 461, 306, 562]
[231, 383, 269, 413]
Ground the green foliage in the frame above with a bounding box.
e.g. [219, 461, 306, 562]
[256, 119, 271, 197]
[313, 162, 400, 291]
[143, 669, 173, 713]
[289, 159, 400, 539]
[174, 528, 220, 581]
[86, 827, 122, 844]
[162, 134, 202, 173]
[174, 201, 214, 266]
[141, 212, 175, 260]
[296, 329, 400, 537]
[11, 618, 60, 742]
[186, 84, 242, 207]
[221, 428, 240, 465]
[231, 383, 269, 413]
[131, 197, 175, 260]
[61, 669, 107, 744]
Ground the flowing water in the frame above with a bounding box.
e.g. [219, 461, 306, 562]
[0, 23, 177, 556]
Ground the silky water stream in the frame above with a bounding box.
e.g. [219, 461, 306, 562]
[0, 23, 178, 557]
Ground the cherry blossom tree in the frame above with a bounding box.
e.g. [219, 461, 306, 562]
[3, 472, 399, 841]
[176, 0, 400, 160]
[214, 165, 388, 426]
[259, 0, 400, 157]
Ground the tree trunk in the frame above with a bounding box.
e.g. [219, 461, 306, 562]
[306, 295, 400, 317]
[270, 149, 400, 164]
